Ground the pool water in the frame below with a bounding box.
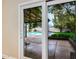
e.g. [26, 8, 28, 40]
[27, 32, 54, 36]
[27, 32, 42, 36]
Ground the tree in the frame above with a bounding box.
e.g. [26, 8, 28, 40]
[49, 4, 67, 32]
[48, 1, 76, 32]
[24, 7, 42, 32]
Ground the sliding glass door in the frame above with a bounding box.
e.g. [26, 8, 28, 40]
[20, 0, 76, 59]
[47, 1, 76, 59]
[23, 6, 43, 59]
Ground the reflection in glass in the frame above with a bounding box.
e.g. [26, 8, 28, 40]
[24, 6, 42, 59]
[48, 1, 76, 59]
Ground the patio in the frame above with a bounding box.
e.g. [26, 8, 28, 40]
[24, 40, 74, 59]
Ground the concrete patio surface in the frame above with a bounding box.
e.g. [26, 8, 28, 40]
[24, 40, 74, 59]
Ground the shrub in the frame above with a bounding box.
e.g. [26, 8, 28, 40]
[48, 32, 75, 40]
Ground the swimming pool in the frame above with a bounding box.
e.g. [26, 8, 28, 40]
[27, 32, 54, 36]
[27, 32, 42, 36]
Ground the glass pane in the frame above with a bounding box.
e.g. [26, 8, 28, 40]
[48, 1, 76, 59]
[23, 6, 42, 59]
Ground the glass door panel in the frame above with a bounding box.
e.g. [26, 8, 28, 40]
[47, 1, 76, 59]
[23, 6, 42, 59]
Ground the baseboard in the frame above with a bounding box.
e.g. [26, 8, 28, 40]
[2, 54, 16, 59]
[2, 54, 32, 59]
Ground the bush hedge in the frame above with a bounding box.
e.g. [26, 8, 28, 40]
[48, 32, 75, 40]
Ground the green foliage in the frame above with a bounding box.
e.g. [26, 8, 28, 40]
[24, 7, 42, 31]
[48, 32, 75, 40]
[49, 1, 76, 32]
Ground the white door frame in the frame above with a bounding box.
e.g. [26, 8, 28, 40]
[18, 0, 48, 59]
[47, 0, 75, 6]
[18, 0, 75, 59]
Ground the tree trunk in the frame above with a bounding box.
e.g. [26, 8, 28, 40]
[29, 23, 32, 32]
[60, 28, 63, 32]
